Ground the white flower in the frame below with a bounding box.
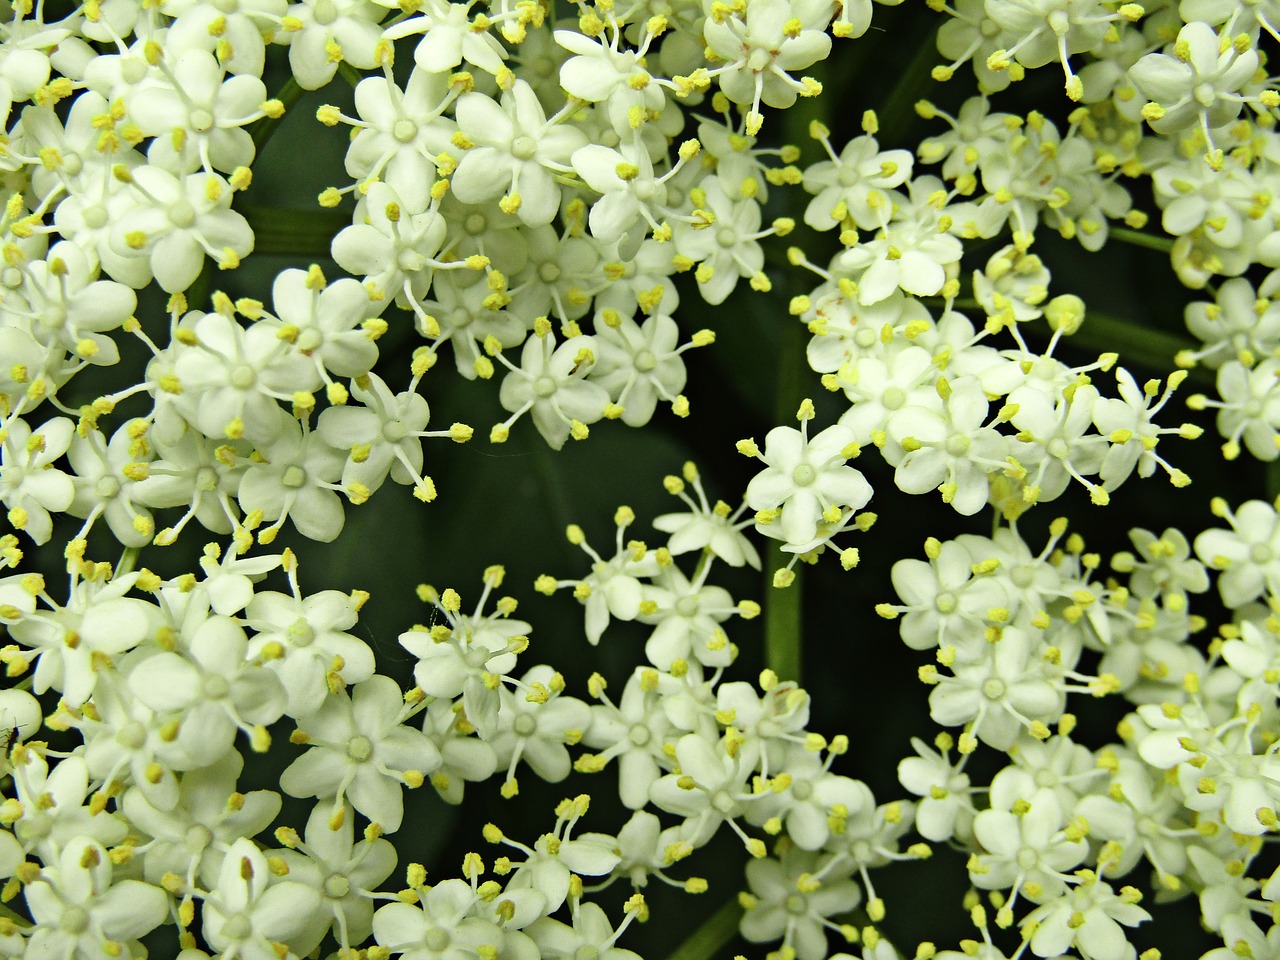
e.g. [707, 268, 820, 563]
[398, 574, 529, 739]
[590, 312, 695, 427]
[488, 665, 591, 794]
[127, 613, 287, 766]
[1194, 498, 1280, 608]
[527, 901, 643, 960]
[110, 166, 254, 292]
[493, 328, 610, 450]
[7, 752, 128, 863]
[341, 70, 459, 210]
[449, 79, 586, 227]
[236, 419, 348, 543]
[276, 801, 399, 955]
[701, 0, 832, 132]
[1021, 878, 1150, 960]
[371, 877, 504, 960]
[280, 675, 441, 832]
[244, 577, 375, 720]
[672, 176, 768, 306]
[9, 570, 155, 707]
[743, 405, 872, 547]
[580, 669, 675, 809]
[1129, 22, 1259, 141]
[0, 415, 75, 545]
[969, 786, 1086, 903]
[896, 736, 974, 843]
[128, 48, 267, 174]
[121, 752, 282, 888]
[283, 0, 384, 90]
[740, 848, 860, 960]
[802, 133, 913, 232]
[653, 462, 760, 569]
[381, 0, 509, 75]
[201, 837, 323, 959]
[23, 836, 168, 960]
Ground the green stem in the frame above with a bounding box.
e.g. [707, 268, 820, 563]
[338, 62, 364, 87]
[242, 206, 348, 260]
[1267, 462, 1280, 502]
[249, 77, 304, 154]
[115, 546, 140, 578]
[665, 897, 742, 960]
[1108, 226, 1174, 255]
[0, 902, 29, 928]
[764, 317, 807, 684]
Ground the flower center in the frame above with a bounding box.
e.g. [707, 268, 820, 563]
[511, 136, 538, 160]
[204, 674, 230, 699]
[711, 789, 736, 813]
[628, 723, 651, 746]
[1047, 437, 1070, 460]
[945, 434, 970, 456]
[61, 907, 90, 934]
[675, 595, 699, 617]
[324, 873, 351, 899]
[533, 376, 557, 398]
[393, 119, 417, 143]
[792, 463, 816, 486]
[785, 894, 807, 915]
[383, 421, 407, 442]
[190, 108, 214, 133]
[116, 721, 147, 749]
[538, 262, 562, 283]
[1251, 543, 1273, 564]
[95, 475, 120, 498]
[222, 913, 254, 942]
[347, 735, 374, 762]
[230, 364, 256, 389]
[289, 618, 315, 646]
[934, 591, 957, 613]
[882, 386, 906, 410]
[716, 227, 737, 247]
[425, 928, 452, 953]
[514, 713, 538, 737]
[313, 0, 338, 21]
[1016, 847, 1038, 870]
[575, 947, 600, 960]
[297, 328, 323, 351]
[169, 199, 197, 228]
[635, 350, 657, 372]
[82, 204, 108, 229]
[982, 677, 1006, 700]
[282, 465, 307, 488]
[791, 778, 813, 801]
[186, 824, 213, 852]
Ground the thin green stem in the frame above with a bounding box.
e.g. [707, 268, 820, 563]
[115, 546, 140, 578]
[338, 62, 364, 87]
[0, 902, 29, 928]
[764, 315, 807, 684]
[1108, 226, 1174, 255]
[249, 76, 304, 154]
[665, 897, 742, 960]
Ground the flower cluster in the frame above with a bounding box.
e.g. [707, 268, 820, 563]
[0, 0, 1274, 957]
